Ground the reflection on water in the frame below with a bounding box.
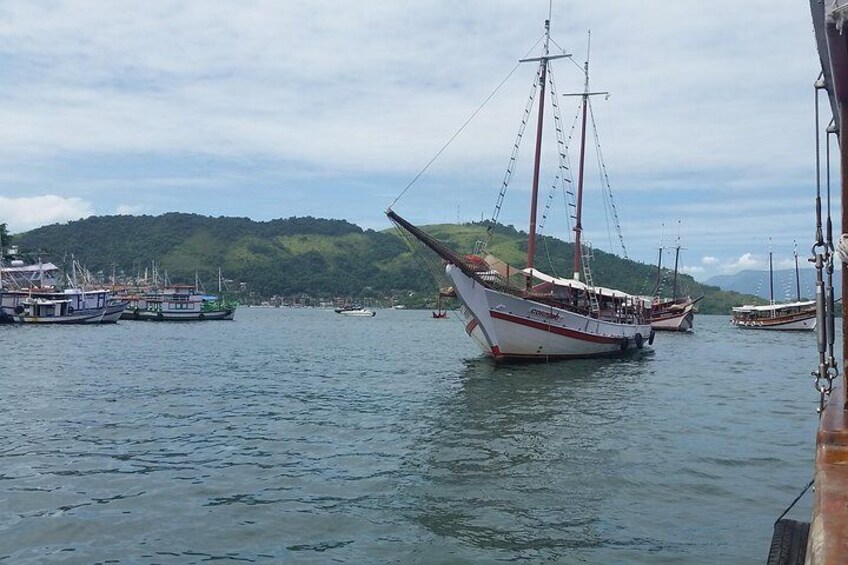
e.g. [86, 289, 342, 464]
[408, 356, 657, 560]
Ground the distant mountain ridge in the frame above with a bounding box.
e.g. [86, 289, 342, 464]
[7, 213, 760, 313]
[705, 268, 840, 301]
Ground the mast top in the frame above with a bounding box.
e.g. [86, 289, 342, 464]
[519, 15, 571, 64]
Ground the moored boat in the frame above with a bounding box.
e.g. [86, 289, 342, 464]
[387, 16, 652, 361]
[122, 285, 237, 321]
[731, 243, 814, 331]
[648, 226, 700, 332]
[0, 288, 118, 324]
[651, 297, 698, 332]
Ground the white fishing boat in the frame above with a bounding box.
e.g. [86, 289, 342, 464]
[387, 17, 653, 361]
[120, 268, 238, 321]
[731, 243, 815, 331]
[123, 285, 237, 321]
[0, 257, 124, 324]
[0, 288, 118, 324]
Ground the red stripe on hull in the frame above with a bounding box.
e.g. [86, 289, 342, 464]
[488, 310, 623, 345]
[465, 319, 479, 335]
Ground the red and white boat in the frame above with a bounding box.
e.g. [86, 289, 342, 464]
[648, 227, 700, 332]
[651, 297, 698, 332]
[388, 17, 653, 361]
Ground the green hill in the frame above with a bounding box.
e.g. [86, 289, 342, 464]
[7, 213, 756, 313]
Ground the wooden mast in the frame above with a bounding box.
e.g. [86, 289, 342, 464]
[573, 59, 590, 280]
[525, 19, 551, 285]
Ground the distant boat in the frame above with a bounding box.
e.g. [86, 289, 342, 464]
[0, 288, 120, 324]
[432, 291, 448, 319]
[649, 228, 699, 332]
[0, 258, 124, 324]
[339, 307, 375, 317]
[123, 285, 237, 321]
[731, 243, 815, 331]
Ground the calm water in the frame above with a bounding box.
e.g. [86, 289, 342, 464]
[0, 309, 824, 563]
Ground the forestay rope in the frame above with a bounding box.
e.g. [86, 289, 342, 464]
[389, 35, 545, 210]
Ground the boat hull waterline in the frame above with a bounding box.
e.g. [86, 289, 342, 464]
[123, 308, 236, 321]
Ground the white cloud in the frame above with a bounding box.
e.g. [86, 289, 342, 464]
[0, 195, 94, 232]
[702, 256, 719, 266]
[0, 0, 827, 273]
[720, 252, 762, 273]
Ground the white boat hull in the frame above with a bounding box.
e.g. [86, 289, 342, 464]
[340, 309, 375, 317]
[7, 308, 108, 324]
[732, 315, 816, 331]
[651, 309, 694, 332]
[448, 265, 653, 360]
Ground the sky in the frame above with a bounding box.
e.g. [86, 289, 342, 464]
[0, 0, 832, 281]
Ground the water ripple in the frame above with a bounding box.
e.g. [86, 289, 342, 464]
[0, 311, 824, 563]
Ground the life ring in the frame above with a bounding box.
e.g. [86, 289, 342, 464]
[634, 333, 644, 349]
[14, 305, 24, 315]
[198, 313, 205, 320]
[67, 306, 74, 314]
[648, 330, 655, 345]
[620, 337, 629, 352]
[156, 312, 164, 321]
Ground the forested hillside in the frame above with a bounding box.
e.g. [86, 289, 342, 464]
[9, 213, 757, 313]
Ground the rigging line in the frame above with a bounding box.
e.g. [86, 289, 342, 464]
[538, 66, 572, 234]
[389, 34, 546, 209]
[774, 478, 814, 525]
[491, 68, 541, 226]
[589, 100, 615, 253]
[588, 99, 628, 259]
[538, 66, 576, 277]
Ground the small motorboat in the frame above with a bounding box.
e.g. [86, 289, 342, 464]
[339, 308, 376, 317]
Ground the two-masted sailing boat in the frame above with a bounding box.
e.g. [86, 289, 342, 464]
[649, 227, 701, 332]
[387, 18, 653, 361]
[731, 243, 815, 331]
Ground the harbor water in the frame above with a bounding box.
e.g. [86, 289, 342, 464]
[0, 309, 822, 563]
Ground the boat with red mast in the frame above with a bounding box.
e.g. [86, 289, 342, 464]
[387, 15, 653, 361]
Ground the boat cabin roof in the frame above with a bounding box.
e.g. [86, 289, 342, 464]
[732, 300, 815, 313]
[522, 267, 639, 301]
